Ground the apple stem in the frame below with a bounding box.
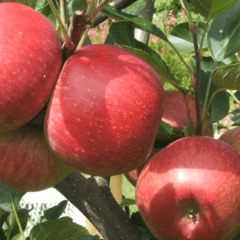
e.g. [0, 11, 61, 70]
[60, 0, 69, 28]
[47, 0, 74, 51]
[191, 22, 203, 135]
[10, 194, 26, 240]
[76, 24, 92, 50]
[182, 93, 195, 135]
[87, 0, 112, 22]
[181, 0, 203, 135]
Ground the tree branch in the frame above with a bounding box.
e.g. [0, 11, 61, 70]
[134, 0, 154, 44]
[93, 0, 138, 26]
[54, 171, 142, 240]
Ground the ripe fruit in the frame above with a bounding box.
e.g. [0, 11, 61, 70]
[125, 91, 214, 187]
[44, 44, 165, 176]
[158, 90, 213, 141]
[219, 126, 240, 152]
[136, 136, 240, 240]
[0, 120, 72, 192]
[0, 2, 62, 133]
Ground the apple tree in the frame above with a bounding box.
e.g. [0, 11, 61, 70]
[1, 0, 240, 239]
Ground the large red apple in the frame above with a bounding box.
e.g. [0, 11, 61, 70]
[0, 2, 62, 133]
[0, 119, 72, 192]
[136, 136, 240, 240]
[44, 44, 165, 176]
[219, 126, 240, 153]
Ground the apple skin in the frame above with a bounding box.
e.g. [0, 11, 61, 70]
[219, 126, 240, 153]
[44, 44, 165, 176]
[161, 90, 213, 137]
[0, 122, 72, 192]
[136, 136, 240, 240]
[125, 91, 213, 187]
[0, 2, 62, 133]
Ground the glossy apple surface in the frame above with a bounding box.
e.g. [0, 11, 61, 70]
[136, 136, 240, 240]
[44, 44, 165, 176]
[0, 122, 72, 192]
[0, 2, 62, 133]
[161, 90, 213, 137]
[219, 126, 240, 153]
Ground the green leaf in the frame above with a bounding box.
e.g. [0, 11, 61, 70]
[190, 0, 238, 18]
[109, 21, 188, 92]
[200, 70, 230, 122]
[131, 212, 146, 229]
[119, 198, 136, 207]
[212, 62, 240, 90]
[67, 0, 88, 17]
[169, 22, 208, 54]
[41, 200, 68, 222]
[29, 217, 88, 240]
[35, 0, 48, 10]
[74, 235, 105, 240]
[0, 183, 23, 212]
[122, 0, 146, 16]
[208, 0, 240, 61]
[102, 4, 167, 41]
[156, 121, 182, 142]
[141, 228, 158, 240]
[0, 229, 6, 240]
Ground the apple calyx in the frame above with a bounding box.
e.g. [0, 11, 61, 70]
[185, 205, 199, 223]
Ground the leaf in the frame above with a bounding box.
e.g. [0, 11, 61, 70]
[200, 70, 230, 122]
[122, 0, 146, 16]
[102, 4, 167, 41]
[212, 62, 240, 89]
[109, 21, 188, 92]
[119, 198, 136, 207]
[208, 0, 240, 61]
[0, 183, 23, 212]
[131, 212, 146, 229]
[190, 0, 238, 18]
[74, 235, 105, 240]
[141, 228, 158, 240]
[67, 0, 88, 17]
[10, 209, 30, 237]
[156, 121, 182, 143]
[169, 22, 208, 54]
[29, 217, 88, 240]
[41, 200, 68, 222]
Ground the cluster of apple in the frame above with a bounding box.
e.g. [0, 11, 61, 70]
[2, 2, 240, 240]
[0, 2, 165, 191]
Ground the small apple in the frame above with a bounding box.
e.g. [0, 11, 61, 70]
[44, 44, 165, 176]
[219, 126, 240, 153]
[0, 2, 62, 133]
[125, 90, 213, 187]
[0, 120, 72, 192]
[124, 147, 163, 187]
[136, 136, 240, 240]
[158, 90, 213, 140]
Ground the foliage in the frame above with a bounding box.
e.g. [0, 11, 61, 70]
[1, 0, 240, 239]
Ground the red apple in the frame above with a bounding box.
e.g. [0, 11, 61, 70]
[158, 90, 213, 140]
[0, 2, 62, 133]
[124, 147, 163, 187]
[0, 120, 72, 192]
[44, 44, 165, 176]
[125, 91, 213, 187]
[136, 136, 240, 240]
[219, 126, 240, 153]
